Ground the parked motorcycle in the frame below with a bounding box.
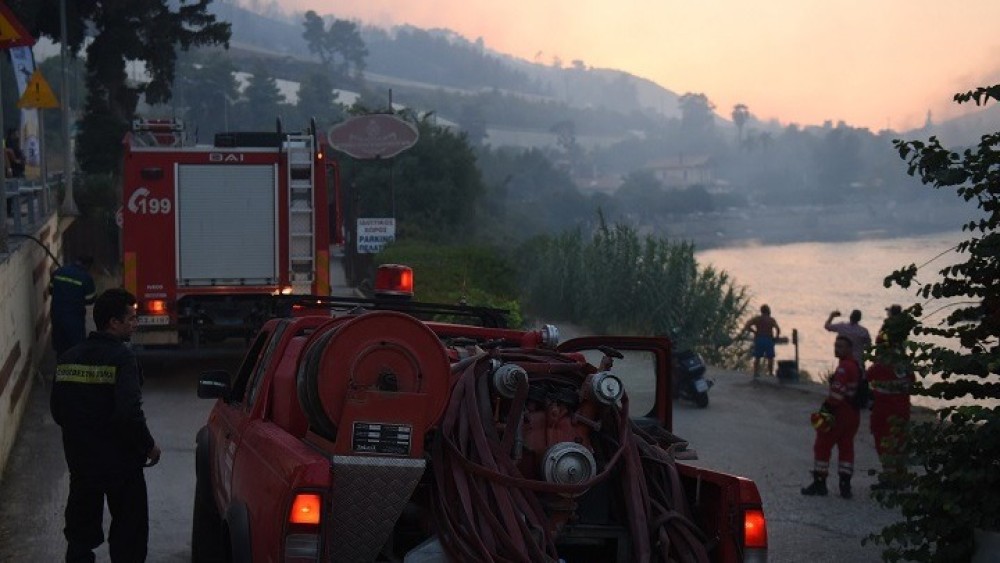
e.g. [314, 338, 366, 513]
[672, 347, 712, 408]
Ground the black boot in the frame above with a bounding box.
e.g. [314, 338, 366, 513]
[801, 471, 828, 496]
[839, 474, 852, 499]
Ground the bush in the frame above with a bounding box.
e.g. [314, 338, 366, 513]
[868, 84, 1000, 562]
[376, 239, 523, 327]
[517, 214, 749, 365]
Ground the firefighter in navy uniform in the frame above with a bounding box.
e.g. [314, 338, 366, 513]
[51, 288, 161, 563]
[50, 256, 98, 357]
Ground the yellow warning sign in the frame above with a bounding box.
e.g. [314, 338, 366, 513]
[17, 70, 59, 109]
[0, 3, 35, 49]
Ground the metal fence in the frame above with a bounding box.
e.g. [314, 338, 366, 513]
[2, 177, 56, 253]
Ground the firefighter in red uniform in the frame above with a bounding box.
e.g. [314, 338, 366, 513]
[802, 335, 861, 499]
[869, 304, 914, 490]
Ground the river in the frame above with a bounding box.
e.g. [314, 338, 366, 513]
[696, 230, 973, 409]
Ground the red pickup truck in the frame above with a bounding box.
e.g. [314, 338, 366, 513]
[192, 274, 767, 562]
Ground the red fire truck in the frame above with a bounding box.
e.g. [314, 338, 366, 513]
[120, 119, 343, 346]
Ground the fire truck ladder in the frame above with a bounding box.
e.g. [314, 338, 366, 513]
[285, 134, 316, 294]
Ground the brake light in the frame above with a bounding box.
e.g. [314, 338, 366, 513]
[285, 493, 322, 561]
[374, 264, 414, 297]
[743, 508, 767, 548]
[289, 493, 321, 525]
[146, 300, 167, 315]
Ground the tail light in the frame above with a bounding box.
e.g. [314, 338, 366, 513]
[743, 508, 767, 547]
[737, 479, 767, 561]
[145, 299, 167, 315]
[743, 507, 768, 561]
[284, 492, 322, 561]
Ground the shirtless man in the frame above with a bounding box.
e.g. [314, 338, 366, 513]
[744, 304, 781, 377]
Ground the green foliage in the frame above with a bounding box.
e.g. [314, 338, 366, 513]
[172, 53, 240, 141]
[301, 11, 367, 80]
[376, 240, 523, 327]
[517, 215, 749, 365]
[347, 112, 484, 242]
[235, 63, 286, 131]
[868, 84, 1000, 562]
[295, 73, 345, 131]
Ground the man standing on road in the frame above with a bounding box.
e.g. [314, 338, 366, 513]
[743, 304, 781, 378]
[802, 335, 862, 499]
[824, 309, 871, 369]
[51, 288, 161, 562]
[50, 256, 97, 357]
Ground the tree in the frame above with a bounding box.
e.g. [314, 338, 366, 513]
[679, 92, 716, 135]
[301, 11, 367, 80]
[295, 73, 344, 132]
[10, 0, 231, 173]
[869, 84, 1000, 562]
[731, 103, 750, 144]
[238, 63, 286, 131]
[172, 54, 240, 142]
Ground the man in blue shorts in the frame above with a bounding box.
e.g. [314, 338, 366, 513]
[744, 304, 781, 377]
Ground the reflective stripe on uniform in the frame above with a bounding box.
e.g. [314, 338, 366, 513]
[53, 275, 84, 287]
[55, 364, 117, 384]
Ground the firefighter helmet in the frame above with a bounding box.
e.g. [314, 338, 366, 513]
[810, 410, 835, 432]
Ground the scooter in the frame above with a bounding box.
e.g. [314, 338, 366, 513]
[672, 347, 713, 408]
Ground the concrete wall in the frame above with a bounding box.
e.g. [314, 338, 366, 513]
[0, 214, 62, 479]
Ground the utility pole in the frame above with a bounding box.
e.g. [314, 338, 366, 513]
[59, 0, 78, 216]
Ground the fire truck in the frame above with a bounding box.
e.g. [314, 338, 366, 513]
[120, 119, 342, 346]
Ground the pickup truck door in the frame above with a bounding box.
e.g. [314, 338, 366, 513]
[558, 336, 673, 431]
[212, 323, 286, 505]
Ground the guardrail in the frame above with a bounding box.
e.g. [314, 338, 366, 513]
[2, 177, 57, 253]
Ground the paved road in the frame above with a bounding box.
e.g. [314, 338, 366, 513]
[0, 347, 243, 563]
[673, 369, 896, 562]
[0, 351, 899, 562]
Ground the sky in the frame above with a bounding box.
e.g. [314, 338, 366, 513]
[276, 0, 1000, 131]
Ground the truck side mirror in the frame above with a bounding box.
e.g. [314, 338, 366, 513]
[198, 370, 231, 399]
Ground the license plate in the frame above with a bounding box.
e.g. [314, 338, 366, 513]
[694, 379, 709, 393]
[138, 315, 170, 326]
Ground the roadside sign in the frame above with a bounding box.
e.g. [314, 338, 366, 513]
[0, 3, 35, 49]
[356, 217, 396, 254]
[327, 114, 419, 160]
[17, 69, 58, 109]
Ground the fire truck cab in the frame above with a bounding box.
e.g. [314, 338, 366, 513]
[120, 118, 341, 346]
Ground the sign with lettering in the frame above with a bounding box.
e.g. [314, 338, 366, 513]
[356, 217, 396, 254]
[327, 114, 419, 160]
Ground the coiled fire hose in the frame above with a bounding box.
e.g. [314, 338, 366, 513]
[430, 350, 710, 562]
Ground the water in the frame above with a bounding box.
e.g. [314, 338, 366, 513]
[697, 231, 971, 409]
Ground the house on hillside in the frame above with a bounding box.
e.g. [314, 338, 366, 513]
[645, 154, 713, 189]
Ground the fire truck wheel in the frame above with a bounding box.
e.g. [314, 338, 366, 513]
[192, 430, 224, 562]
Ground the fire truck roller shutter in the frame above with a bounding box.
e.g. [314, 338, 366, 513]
[177, 164, 278, 285]
[296, 312, 451, 442]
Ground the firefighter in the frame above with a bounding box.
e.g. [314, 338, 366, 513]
[50, 255, 98, 357]
[51, 288, 161, 563]
[801, 335, 861, 499]
[869, 304, 914, 490]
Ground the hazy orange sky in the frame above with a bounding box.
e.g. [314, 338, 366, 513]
[279, 0, 1000, 131]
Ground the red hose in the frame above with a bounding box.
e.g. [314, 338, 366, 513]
[430, 351, 711, 562]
